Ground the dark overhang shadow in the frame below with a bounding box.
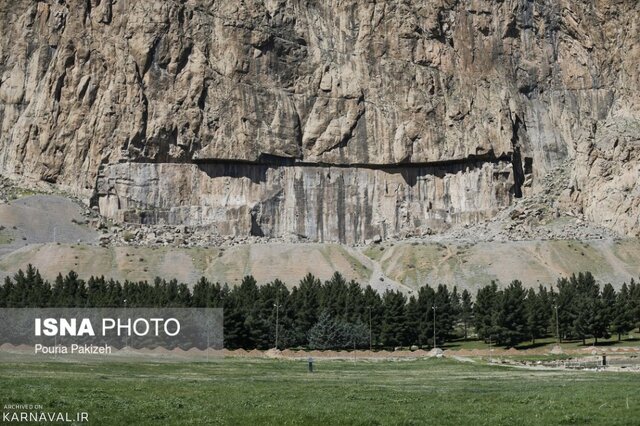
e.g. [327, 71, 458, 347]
[193, 151, 513, 187]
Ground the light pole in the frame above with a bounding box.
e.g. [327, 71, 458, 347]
[489, 335, 493, 363]
[123, 299, 127, 349]
[274, 302, 280, 350]
[432, 305, 437, 349]
[206, 317, 210, 363]
[554, 304, 560, 344]
[367, 306, 372, 351]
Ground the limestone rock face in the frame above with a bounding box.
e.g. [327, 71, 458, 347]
[573, 119, 640, 237]
[0, 0, 638, 241]
[97, 161, 513, 244]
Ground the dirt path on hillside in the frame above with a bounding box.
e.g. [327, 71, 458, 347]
[346, 246, 415, 294]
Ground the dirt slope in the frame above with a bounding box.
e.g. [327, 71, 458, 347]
[1, 195, 638, 290]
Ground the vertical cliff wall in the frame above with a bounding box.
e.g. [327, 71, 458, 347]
[1, 0, 638, 241]
[97, 159, 514, 243]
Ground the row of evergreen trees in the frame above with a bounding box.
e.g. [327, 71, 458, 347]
[1, 266, 639, 349]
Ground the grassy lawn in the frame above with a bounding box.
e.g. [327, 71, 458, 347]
[0, 358, 638, 425]
[441, 335, 640, 351]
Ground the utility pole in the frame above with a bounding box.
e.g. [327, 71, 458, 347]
[489, 335, 492, 363]
[123, 299, 127, 349]
[274, 302, 280, 350]
[554, 304, 560, 344]
[273, 284, 282, 350]
[368, 306, 372, 351]
[432, 305, 437, 349]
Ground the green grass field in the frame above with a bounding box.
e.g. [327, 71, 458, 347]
[442, 335, 640, 351]
[1, 358, 638, 425]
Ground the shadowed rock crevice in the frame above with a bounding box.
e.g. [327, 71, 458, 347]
[510, 114, 526, 199]
[193, 151, 515, 187]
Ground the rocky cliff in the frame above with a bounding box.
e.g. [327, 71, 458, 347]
[1, 0, 638, 242]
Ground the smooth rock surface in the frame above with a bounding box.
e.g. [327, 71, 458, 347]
[96, 160, 512, 244]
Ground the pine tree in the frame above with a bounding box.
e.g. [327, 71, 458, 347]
[292, 273, 321, 347]
[2, 276, 14, 307]
[595, 283, 616, 343]
[192, 277, 210, 307]
[106, 278, 124, 307]
[536, 284, 552, 331]
[496, 280, 527, 346]
[87, 276, 107, 307]
[244, 279, 289, 349]
[474, 281, 499, 341]
[177, 283, 192, 307]
[612, 283, 634, 340]
[50, 273, 63, 306]
[380, 290, 406, 347]
[345, 280, 365, 323]
[320, 272, 349, 319]
[165, 279, 180, 307]
[525, 287, 548, 344]
[362, 285, 383, 348]
[11, 269, 28, 307]
[24, 264, 49, 307]
[307, 311, 339, 350]
[555, 277, 577, 342]
[460, 289, 474, 340]
[307, 311, 368, 350]
[629, 279, 640, 332]
[404, 296, 421, 346]
[572, 272, 600, 345]
[223, 298, 249, 349]
[4, 263, 637, 351]
[236, 276, 262, 348]
[450, 286, 462, 331]
[0, 277, 7, 307]
[416, 285, 435, 345]
[271, 279, 293, 348]
[434, 284, 454, 345]
[573, 298, 593, 345]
